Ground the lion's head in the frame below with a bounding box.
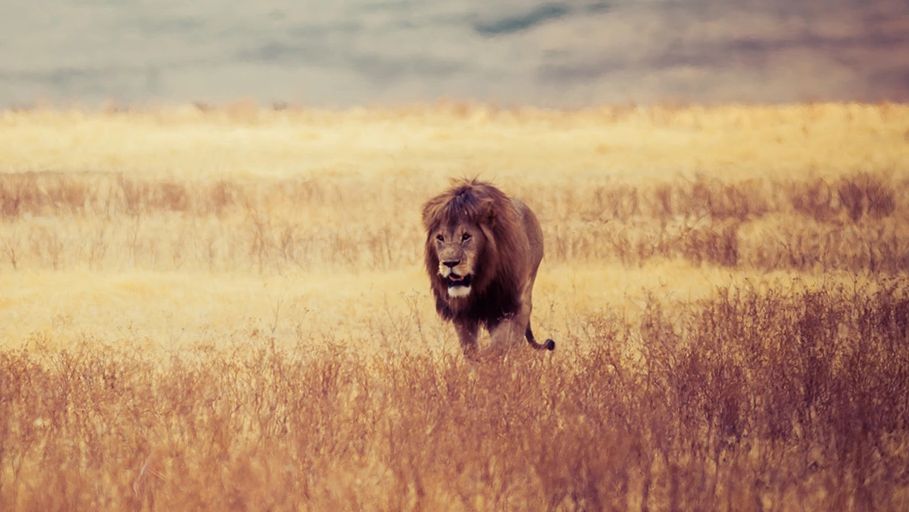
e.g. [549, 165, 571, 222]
[428, 220, 485, 299]
[422, 179, 525, 322]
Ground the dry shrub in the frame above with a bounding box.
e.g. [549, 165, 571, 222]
[208, 180, 244, 217]
[0, 172, 89, 218]
[0, 177, 25, 218]
[743, 218, 909, 272]
[539, 175, 769, 225]
[118, 177, 190, 216]
[594, 176, 769, 222]
[679, 220, 740, 267]
[543, 172, 903, 271]
[547, 218, 740, 267]
[584, 183, 641, 222]
[790, 177, 837, 222]
[836, 172, 896, 222]
[681, 175, 769, 221]
[791, 173, 896, 223]
[155, 181, 190, 213]
[2, 281, 907, 511]
[0, 173, 243, 220]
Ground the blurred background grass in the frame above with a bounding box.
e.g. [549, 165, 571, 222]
[1, 103, 907, 352]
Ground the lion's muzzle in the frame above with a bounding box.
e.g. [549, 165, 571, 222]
[443, 272, 473, 298]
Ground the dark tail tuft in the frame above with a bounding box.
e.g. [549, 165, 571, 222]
[526, 325, 555, 351]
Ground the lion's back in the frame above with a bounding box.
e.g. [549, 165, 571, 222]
[510, 197, 544, 272]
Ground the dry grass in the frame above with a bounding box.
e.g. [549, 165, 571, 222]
[1, 102, 908, 510]
[2, 281, 907, 511]
[1, 170, 906, 274]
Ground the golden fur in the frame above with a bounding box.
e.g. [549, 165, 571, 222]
[422, 179, 555, 357]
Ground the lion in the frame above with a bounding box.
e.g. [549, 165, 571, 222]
[422, 178, 556, 358]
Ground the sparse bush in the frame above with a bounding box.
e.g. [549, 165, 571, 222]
[790, 177, 837, 222]
[836, 172, 896, 222]
[683, 175, 769, 221]
[790, 173, 897, 223]
[680, 220, 740, 267]
[742, 217, 909, 272]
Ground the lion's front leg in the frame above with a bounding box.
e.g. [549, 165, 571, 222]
[453, 319, 480, 359]
[488, 312, 526, 352]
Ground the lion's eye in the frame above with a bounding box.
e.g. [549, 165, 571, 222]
[436, 234, 444, 242]
[461, 233, 471, 242]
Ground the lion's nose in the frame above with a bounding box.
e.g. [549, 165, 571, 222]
[442, 260, 460, 269]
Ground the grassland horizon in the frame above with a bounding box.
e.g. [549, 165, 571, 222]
[1, 102, 908, 510]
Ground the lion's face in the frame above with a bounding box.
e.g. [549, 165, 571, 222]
[429, 221, 486, 298]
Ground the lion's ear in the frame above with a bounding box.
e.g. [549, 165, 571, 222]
[422, 196, 444, 230]
[480, 198, 497, 226]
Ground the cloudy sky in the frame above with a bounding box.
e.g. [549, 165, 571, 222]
[1, 0, 907, 107]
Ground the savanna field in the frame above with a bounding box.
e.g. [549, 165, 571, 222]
[1, 102, 908, 511]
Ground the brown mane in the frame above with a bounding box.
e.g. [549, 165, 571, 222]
[422, 179, 526, 327]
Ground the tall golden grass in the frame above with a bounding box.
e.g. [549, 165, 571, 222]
[1, 102, 908, 510]
[1, 170, 906, 273]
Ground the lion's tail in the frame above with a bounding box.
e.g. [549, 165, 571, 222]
[525, 325, 556, 351]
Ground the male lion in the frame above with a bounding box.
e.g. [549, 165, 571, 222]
[422, 179, 556, 358]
